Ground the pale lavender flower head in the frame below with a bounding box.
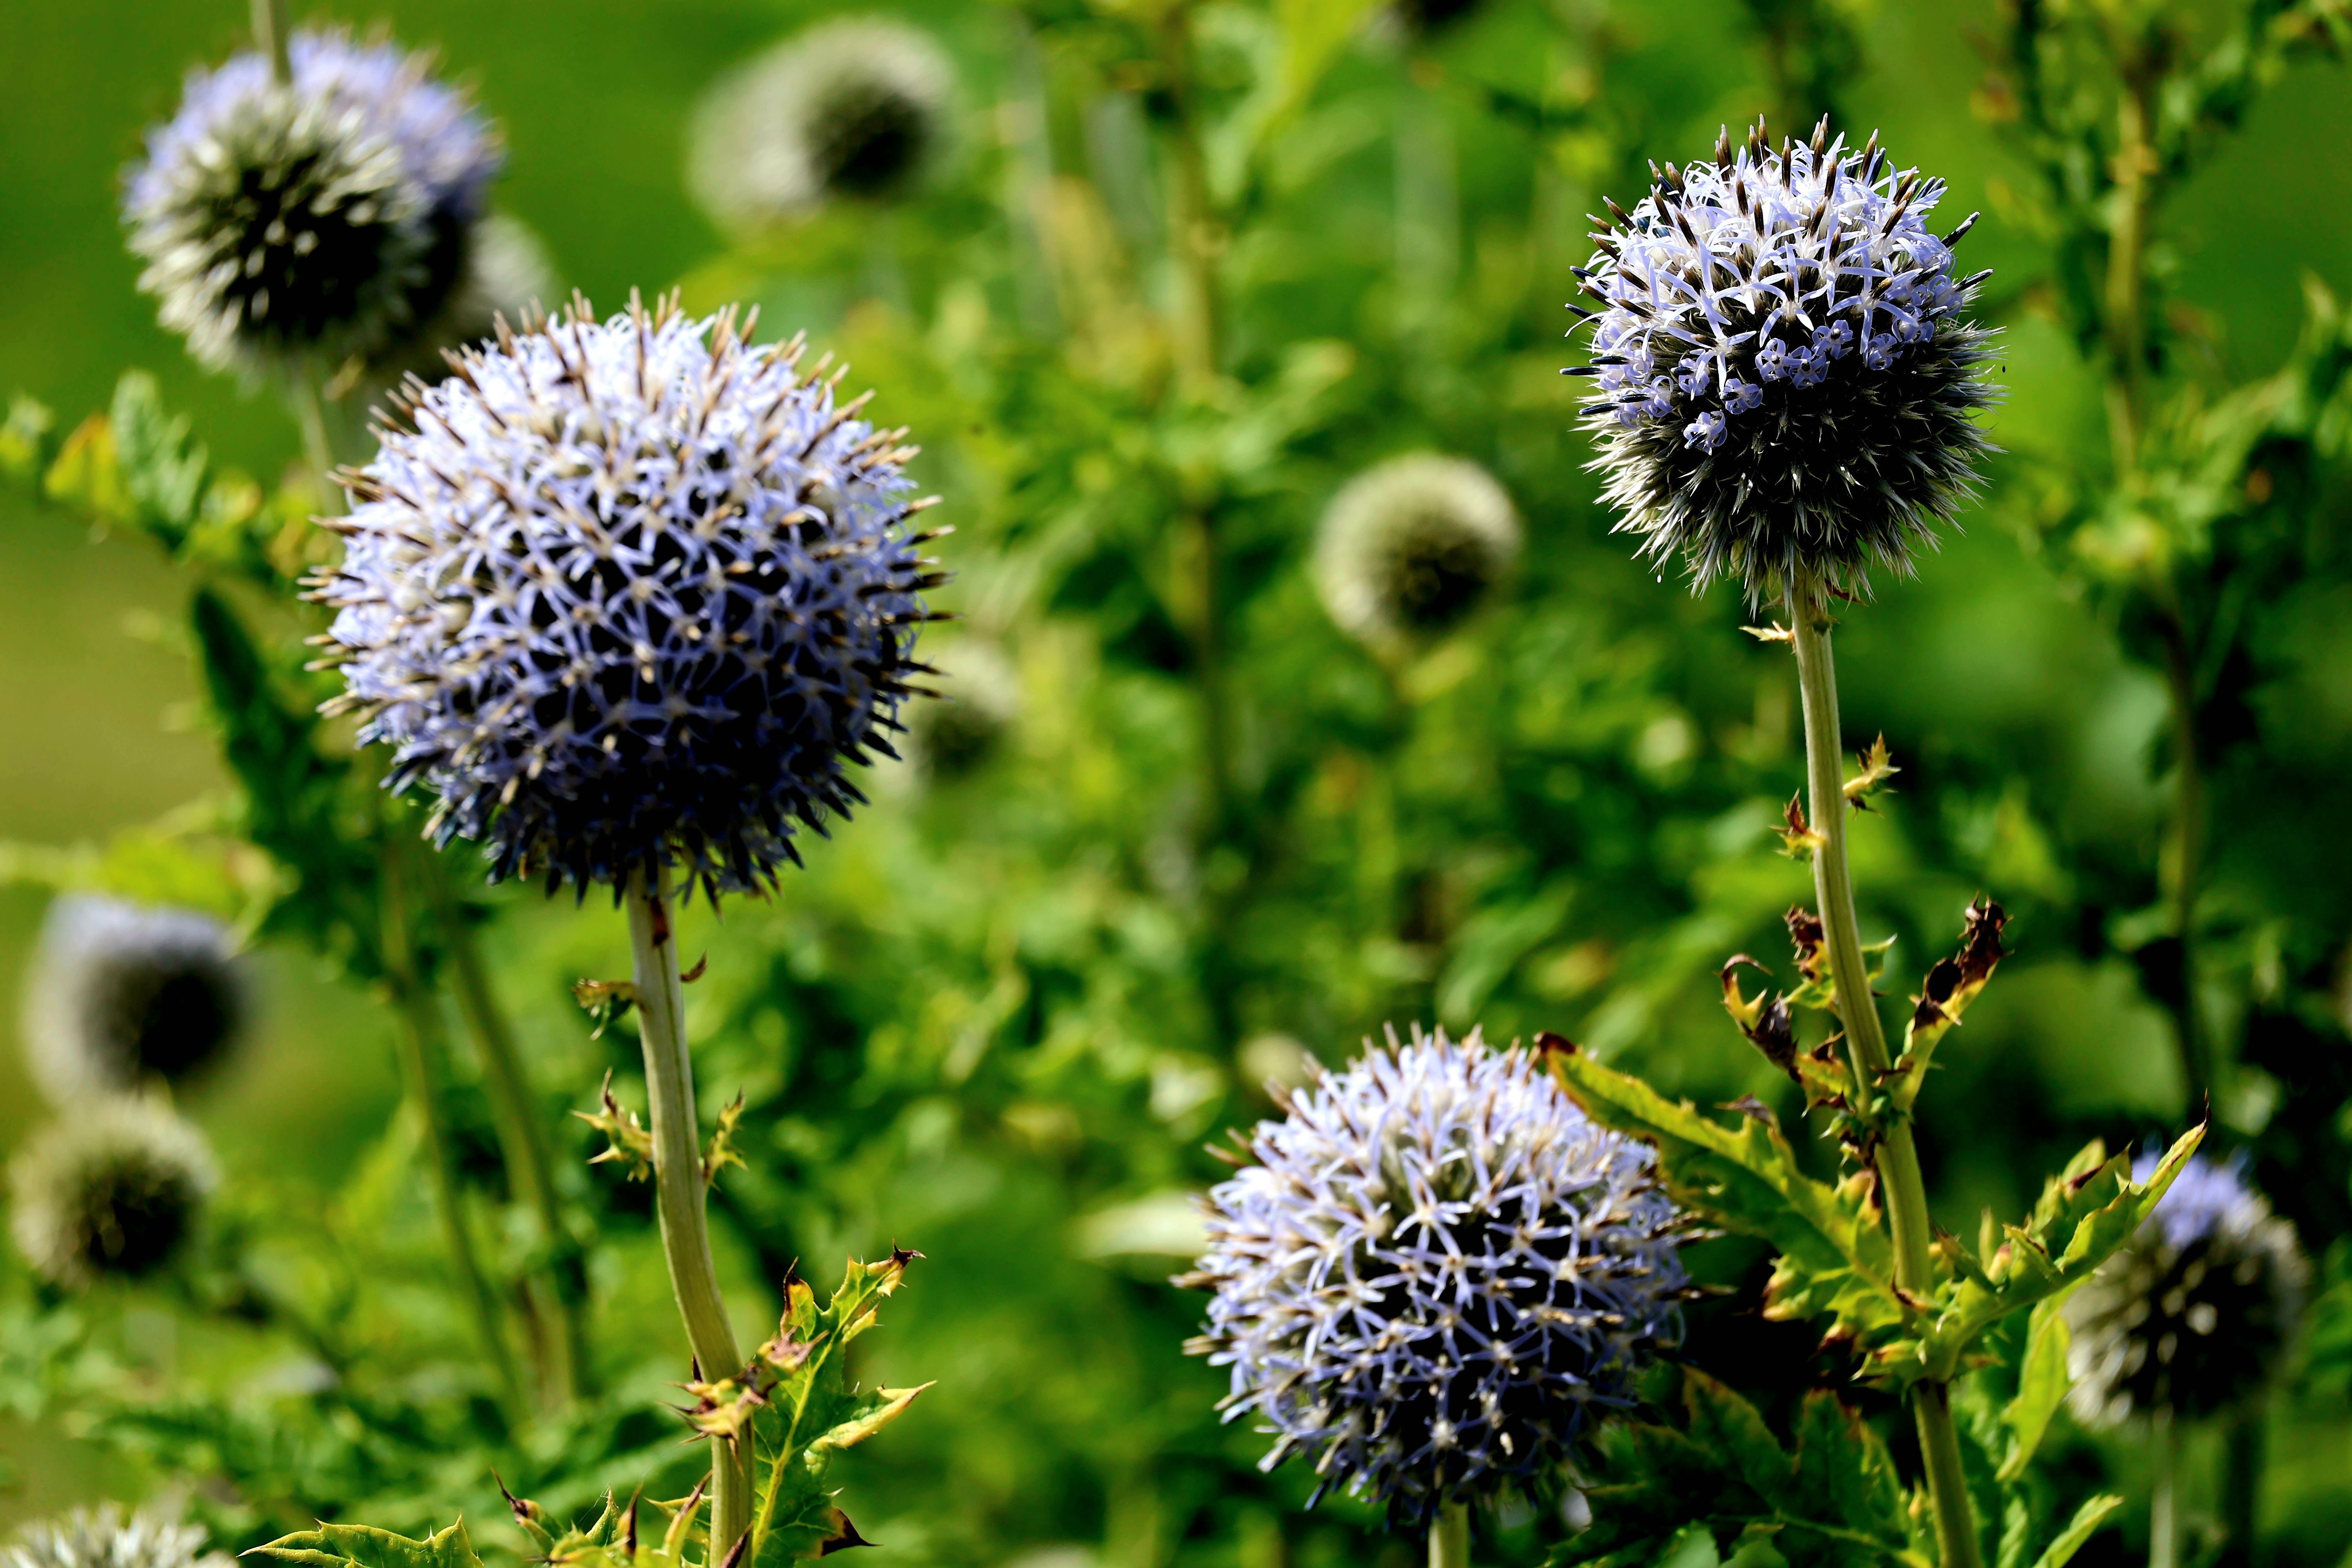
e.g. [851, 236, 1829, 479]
[21, 895, 249, 1102]
[5, 1506, 228, 1568]
[1180, 1025, 1686, 1525]
[9, 1098, 218, 1288]
[314, 296, 944, 897]
[1567, 118, 1998, 602]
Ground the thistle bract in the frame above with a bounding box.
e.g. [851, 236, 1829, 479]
[5, 1507, 227, 1568]
[2064, 1152, 2307, 1426]
[124, 28, 499, 376]
[1314, 454, 1521, 646]
[1569, 118, 1997, 601]
[9, 1098, 218, 1287]
[22, 895, 249, 1102]
[688, 17, 953, 229]
[316, 296, 942, 897]
[1181, 1025, 1686, 1524]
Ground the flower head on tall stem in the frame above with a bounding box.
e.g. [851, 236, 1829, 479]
[688, 17, 954, 231]
[9, 1098, 218, 1288]
[1568, 117, 1998, 603]
[2065, 1151, 2307, 1427]
[124, 27, 501, 379]
[20, 895, 249, 1102]
[1181, 1025, 1687, 1527]
[314, 294, 945, 898]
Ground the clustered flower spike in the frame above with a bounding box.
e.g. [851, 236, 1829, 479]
[21, 895, 249, 1102]
[123, 26, 501, 376]
[1314, 454, 1522, 647]
[6, 1508, 229, 1568]
[688, 17, 954, 230]
[1181, 1025, 1688, 1525]
[1568, 118, 1998, 602]
[314, 294, 947, 898]
[9, 1098, 218, 1288]
[2064, 1151, 2308, 1427]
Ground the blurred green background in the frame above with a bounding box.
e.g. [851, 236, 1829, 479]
[5, 0, 2352, 1564]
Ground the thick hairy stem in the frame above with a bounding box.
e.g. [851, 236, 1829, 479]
[628, 864, 752, 1559]
[1429, 1501, 1471, 1568]
[381, 844, 524, 1407]
[252, 0, 290, 80]
[1789, 575, 1979, 1568]
[443, 902, 588, 1405]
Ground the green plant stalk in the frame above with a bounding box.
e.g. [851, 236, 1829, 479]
[2157, 630, 2212, 1113]
[382, 840, 526, 1408]
[252, 0, 290, 81]
[1789, 573, 1979, 1568]
[628, 862, 752, 1559]
[1430, 1501, 1470, 1568]
[442, 898, 588, 1405]
[2151, 1411, 2180, 1568]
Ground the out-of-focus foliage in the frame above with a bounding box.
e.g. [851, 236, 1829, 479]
[2, 0, 2351, 1566]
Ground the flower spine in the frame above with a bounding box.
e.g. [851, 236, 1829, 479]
[1568, 118, 1998, 601]
[1181, 1025, 1686, 1525]
[2065, 1152, 2308, 1426]
[20, 895, 249, 1101]
[315, 294, 945, 897]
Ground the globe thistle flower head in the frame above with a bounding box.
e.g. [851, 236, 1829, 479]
[9, 1098, 218, 1288]
[6, 1508, 229, 1568]
[688, 18, 954, 229]
[314, 294, 946, 898]
[1315, 454, 1522, 648]
[1180, 1025, 1688, 1526]
[22, 895, 250, 1102]
[1568, 118, 1998, 603]
[2063, 1151, 2308, 1428]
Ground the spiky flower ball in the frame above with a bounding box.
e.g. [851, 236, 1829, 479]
[5, 1507, 229, 1568]
[1568, 118, 1997, 601]
[123, 27, 500, 376]
[1314, 455, 1521, 647]
[1181, 1025, 1686, 1524]
[2065, 1152, 2308, 1427]
[21, 895, 249, 1102]
[9, 1099, 218, 1287]
[315, 296, 943, 896]
[688, 17, 954, 229]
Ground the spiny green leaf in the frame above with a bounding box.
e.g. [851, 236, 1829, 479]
[2025, 1496, 2122, 1568]
[248, 1520, 482, 1568]
[109, 371, 208, 545]
[1545, 1044, 1906, 1350]
[1995, 1298, 2074, 1483]
[1891, 900, 2008, 1114]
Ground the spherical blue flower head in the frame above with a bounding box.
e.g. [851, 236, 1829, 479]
[314, 295, 946, 899]
[123, 27, 500, 374]
[1568, 118, 1998, 603]
[2064, 1151, 2308, 1426]
[1181, 1025, 1687, 1526]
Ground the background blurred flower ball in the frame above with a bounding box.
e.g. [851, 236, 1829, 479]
[909, 639, 1020, 780]
[22, 895, 249, 1101]
[9, 1098, 218, 1288]
[347, 213, 557, 406]
[2065, 1152, 2308, 1426]
[1571, 119, 1997, 601]
[1182, 1025, 1686, 1523]
[316, 296, 944, 895]
[1315, 454, 1521, 648]
[123, 27, 501, 377]
[5, 1508, 229, 1568]
[689, 16, 954, 228]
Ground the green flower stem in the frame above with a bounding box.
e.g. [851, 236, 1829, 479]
[442, 898, 588, 1405]
[1429, 1501, 1471, 1568]
[2151, 1412, 2180, 1568]
[1789, 573, 1979, 1568]
[627, 861, 752, 1560]
[252, 0, 290, 81]
[382, 838, 526, 1409]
